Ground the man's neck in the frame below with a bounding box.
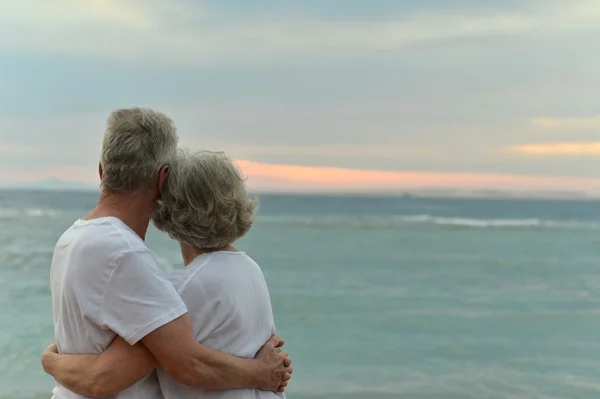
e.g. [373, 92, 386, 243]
[84, 189, 154, 240]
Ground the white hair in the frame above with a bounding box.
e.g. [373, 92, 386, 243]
[152, 150, 257, 249]
[100, 107, 178, 193]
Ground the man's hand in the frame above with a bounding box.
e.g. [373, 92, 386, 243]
[255, 334, 292, 393]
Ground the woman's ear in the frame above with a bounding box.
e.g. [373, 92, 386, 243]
[168, 232, 175, 240]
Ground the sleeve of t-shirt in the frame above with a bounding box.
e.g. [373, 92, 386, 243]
[99, 249, 188, 345]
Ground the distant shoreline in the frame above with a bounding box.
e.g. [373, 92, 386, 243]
[1, 186, 599, 202]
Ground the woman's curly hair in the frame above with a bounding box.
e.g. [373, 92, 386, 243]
[151, 150, 257, 249]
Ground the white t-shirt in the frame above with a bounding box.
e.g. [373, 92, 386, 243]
[50, 217, 188, 399]
[157, 251, 285, 399]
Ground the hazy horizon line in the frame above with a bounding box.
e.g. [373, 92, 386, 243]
[1, 183, 598, 201]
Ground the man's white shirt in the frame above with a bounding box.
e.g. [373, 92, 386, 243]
[50, 217, 187, 399]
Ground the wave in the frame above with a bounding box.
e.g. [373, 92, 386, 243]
[2, 206, 597, 231]
[0, 207, 61, 220]
[255, 214, 600, 230]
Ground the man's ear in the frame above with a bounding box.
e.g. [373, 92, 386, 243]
[98, 162, 103, 180]
[168, 232, 175, 240]
[157, 164, 170, 196]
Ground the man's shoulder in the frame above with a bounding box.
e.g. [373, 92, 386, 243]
[67, 217, 149, 254]
[54, 217, 155, 285]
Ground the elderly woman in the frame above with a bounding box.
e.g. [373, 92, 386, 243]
[42, 150, 288, 399]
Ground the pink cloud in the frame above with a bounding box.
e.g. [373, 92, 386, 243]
[4, 159, 600, 194]
[512, 142, 600, 156]
[237, 160, 600, 193]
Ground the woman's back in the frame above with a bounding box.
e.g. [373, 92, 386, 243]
[157, 251, 285, 399]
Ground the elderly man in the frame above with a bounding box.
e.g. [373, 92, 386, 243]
[43, 108, 291, 399]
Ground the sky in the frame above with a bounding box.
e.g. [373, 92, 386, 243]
[1, 0, 600, 194]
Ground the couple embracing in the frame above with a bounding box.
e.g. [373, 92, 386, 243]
[41, 108, 292, 398]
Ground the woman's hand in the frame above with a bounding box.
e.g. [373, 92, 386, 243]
[45, 340, 58, 353]
[41, 340, 59, 374]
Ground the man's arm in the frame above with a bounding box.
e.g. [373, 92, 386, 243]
[141, 314, 291, 391]
[42, 322, 291, 397]
[41, 339, 157, 398]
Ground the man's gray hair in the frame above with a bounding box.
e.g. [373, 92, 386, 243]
[152, 150, 257, 249]
[100, 107, 178, 193]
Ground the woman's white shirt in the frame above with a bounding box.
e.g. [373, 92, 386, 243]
[158, 251, 285, 399]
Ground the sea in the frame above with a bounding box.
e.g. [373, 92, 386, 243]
[2, 189, 600, 399]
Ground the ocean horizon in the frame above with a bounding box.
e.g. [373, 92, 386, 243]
[1, 183, 599, 201]
[3, 189, 600, 398]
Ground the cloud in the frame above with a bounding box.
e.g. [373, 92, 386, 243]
[1, 0, 163, 30]
[234, 159, 600, 193]
[225, 144, 408, 159]
[531, 117, 600, 130]
[2, 1, 600, 66]
[7, 158, 600, 194]
[0, 143, 49, 156]
[512, 142, 600, 156]
[3, 105, 600, 180]
[3, 1, 600, 189]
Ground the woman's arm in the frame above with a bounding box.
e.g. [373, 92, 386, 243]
[41, 337, 157, 398]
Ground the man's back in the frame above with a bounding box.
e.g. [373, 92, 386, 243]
[50, 217, 185, 399]
[158, 251, 284, 399]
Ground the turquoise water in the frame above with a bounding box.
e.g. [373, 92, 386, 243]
[3, 190, 600, 398]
